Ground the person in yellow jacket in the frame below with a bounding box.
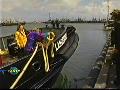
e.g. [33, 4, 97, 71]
[15, 24, 27, 54]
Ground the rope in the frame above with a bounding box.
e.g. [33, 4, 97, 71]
[10, 32, 55, 89]
[39, 32, 55, 72]
[10, 44, 39, 89]
[51, 42, 54, 58]
[47, 32, 55, 58]
[41, 43, 49, 72]
[45, 47, 49, 71]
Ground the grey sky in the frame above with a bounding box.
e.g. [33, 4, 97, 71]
[0, 0, 120, 22]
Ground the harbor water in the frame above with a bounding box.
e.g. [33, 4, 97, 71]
[0, 23, 107, 88]
[53, 23, 107, 88]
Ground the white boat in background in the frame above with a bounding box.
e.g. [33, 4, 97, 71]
[103, 0, 114, 31]
[104, 20, 114, 31]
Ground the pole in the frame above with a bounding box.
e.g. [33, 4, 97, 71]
[10, 44, 38, 89]
[1, 38, 6, 50]
[107, 0, 110, 22]
[49, 12, 51, 21]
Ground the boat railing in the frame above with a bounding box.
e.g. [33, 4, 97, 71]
[0, 34, 15, 50]
[0, 26, 67, 50]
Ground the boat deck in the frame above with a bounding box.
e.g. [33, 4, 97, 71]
[0, 54, 17, 67]
[0, 28, 64, 68]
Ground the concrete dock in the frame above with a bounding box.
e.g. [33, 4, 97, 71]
[83, 32, 120, 89]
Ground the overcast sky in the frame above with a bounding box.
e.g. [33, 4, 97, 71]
[0, 0, 120, 22]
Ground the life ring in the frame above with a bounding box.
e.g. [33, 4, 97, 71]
[47, 32, 55, 41]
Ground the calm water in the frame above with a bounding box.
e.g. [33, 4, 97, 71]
[0, 23, 44, 37]
[53, 23, 107, 88]
[0, 23, 107, 88]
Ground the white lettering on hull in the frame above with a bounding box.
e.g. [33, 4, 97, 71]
[55, 33, 67, 51]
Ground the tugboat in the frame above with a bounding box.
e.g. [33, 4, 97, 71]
[0, 25, 79, 89]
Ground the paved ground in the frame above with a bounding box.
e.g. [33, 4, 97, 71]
[106, 63, 120, 89]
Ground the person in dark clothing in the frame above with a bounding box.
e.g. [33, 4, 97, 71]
[55, 19, 60, 29]
[51, 20, 55, 28]
[111, 9, 120, 86]
[61, 25, 65, 29]
[45, 24, 48, 28]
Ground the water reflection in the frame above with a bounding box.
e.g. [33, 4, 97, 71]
[52, 73, 72, 88]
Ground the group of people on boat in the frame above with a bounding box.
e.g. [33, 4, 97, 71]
[110, 9, 120, 87]
[51, 19, 60, 29]
[8, 24, 55, 57]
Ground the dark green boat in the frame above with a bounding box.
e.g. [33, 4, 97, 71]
[0, 25, 79, 89]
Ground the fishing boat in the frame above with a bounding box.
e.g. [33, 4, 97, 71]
[0, 25, 79, 89]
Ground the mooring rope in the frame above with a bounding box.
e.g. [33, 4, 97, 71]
[41, 43, 50, 72]
[10, 44, 39, 89]
[40, 32, 55, 72]
[51, 42, 54, 58]
[47, 32, 55, 58]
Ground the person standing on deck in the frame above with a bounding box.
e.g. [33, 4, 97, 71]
[51, 20, 55, 28]
[55, 19, 60, 29]
[26, 29, 39, 53]
[110, 9, 120, 86]
[15, 24, 27, 55]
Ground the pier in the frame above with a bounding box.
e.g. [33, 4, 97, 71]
[83, 31, 119, 89]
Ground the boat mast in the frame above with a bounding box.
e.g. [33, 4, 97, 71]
[49, 12, 51, 21]
[92, 0, 96, 21]
[107, 0, 110, 22]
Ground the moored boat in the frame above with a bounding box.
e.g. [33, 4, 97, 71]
[0, 25, 79, 89]
[1, 23, 18, 26]
[1, 22, 25, 26]
[104, 20, 114, 31]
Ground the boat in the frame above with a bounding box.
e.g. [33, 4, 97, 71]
[1, 19, 26, 26]
[1, 22, 18, 26]
[0, 25, 79, 89]
[1, 22, 25, 26]
[103, 0, 114, 31]
[104, 20, 114, 31]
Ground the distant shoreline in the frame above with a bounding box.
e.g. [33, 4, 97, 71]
[61, 21, 105, 23]
[0, 22, 104, 27]
[42, 22, 105, 24]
